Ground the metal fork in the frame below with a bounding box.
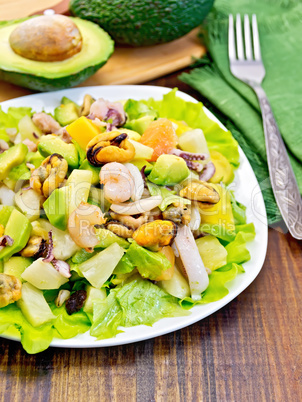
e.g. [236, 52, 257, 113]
[228, 14, 302, 239]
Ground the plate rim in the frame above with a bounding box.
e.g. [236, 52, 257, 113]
[0, 85, 268, 348]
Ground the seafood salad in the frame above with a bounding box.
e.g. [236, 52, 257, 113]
[0, 89, 255, 353]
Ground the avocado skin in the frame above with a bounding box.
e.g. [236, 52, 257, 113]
[0, 62, 107, 92]
[70, 0, 214, 46]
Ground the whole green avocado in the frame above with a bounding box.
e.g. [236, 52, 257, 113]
[70, 0, 214, 46]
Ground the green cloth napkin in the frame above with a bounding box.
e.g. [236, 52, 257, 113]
[180, 0, 302, 225]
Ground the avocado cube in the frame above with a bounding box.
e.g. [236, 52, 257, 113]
[54, 103, 80, 126]
[130, 159, 153, 175]
[148, 154, 189, 185]
[4, 256, 32, 282]
[43, 186, 68, 231]
[0, 209, 31, 261]
[0, 143, 28, 181]
[0, 206, 15, 226]
[38, 135, 79, 169]
[26, 151, 45, 169]
[79, 159, 100, 185]
[17, 282, 55, 327]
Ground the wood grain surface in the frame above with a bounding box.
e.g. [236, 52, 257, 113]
[0, 74, 301, 402]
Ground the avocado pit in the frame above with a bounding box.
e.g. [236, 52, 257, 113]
[9, 15, 82, 62]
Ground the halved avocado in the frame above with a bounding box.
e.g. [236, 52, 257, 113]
[0, 17, 114, 91]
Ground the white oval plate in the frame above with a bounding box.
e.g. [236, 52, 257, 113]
[0, 85, 268, 348]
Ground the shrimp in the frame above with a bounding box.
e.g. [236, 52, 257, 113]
[68, 202, 106, 252]
[32, 112, 61, 134]
[100, 162, 134, 203]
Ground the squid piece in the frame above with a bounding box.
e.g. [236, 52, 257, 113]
[174, 225, 209, 300]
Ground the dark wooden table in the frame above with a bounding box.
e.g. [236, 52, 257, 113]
[0, 72, 301, 402]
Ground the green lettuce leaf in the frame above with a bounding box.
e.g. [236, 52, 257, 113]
[147, 181, 190, 211]
[114, 253, 135, 274]
[142, 88, 240, 166]
[235, 223, 256, 242]
[124, 99, 157, 134]
[230, 191, 247, 224]
[90, 290, 124, 340]
[51, 304, 91, 339]
[0, 304, 54, 354]
[8, 162, 30, 181]
[180, 262, 242, 308]
[226, 232, 254, 264]
[0, 106, 33, 141]
[90, 276, 187, 340]
[126, 241, 171, 280]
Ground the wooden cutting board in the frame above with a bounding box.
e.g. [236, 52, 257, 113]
[0, 0, 206, 102]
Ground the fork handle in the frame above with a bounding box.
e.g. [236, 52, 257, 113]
[252, 84, 302, 239]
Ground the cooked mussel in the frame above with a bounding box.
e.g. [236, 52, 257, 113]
[179, 181, 220, 204]
[132, 220, 177, 251]
[30, 153, 68, 197]
[20, 235, 47, 258]
[106, 221, 134, 239]
[86, 131, 135, 166]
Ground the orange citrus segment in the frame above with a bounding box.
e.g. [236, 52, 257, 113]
[139, 118, 178, 161]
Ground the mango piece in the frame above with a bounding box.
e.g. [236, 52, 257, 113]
[198, 184, 235, 232]
[0, 209, 32, 261]
[169, 119, 192, 136]
[209, 151, 234, 185]
[66, 116, 100, 149]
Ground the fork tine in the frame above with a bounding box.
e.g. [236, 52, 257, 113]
[252, 14, 262, 60]
[235, 14, 244, 60]
[244, 15, 253, 60]
[228, 15, 236, 61]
